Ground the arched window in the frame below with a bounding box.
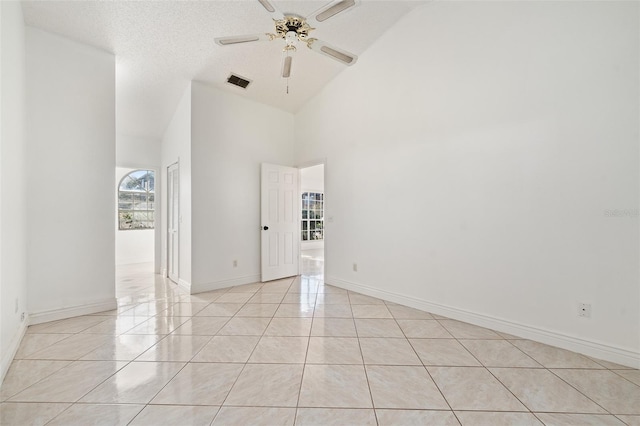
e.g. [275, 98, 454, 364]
[118, 170, 155, 230]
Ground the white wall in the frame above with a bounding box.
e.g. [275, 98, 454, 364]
[301, 164, 324, 250]
[116, 135, 161, 272]
[26, 27, 116, 323]
[0, 0, 28, 382]
[160, 84, 192, 288]
[190, 81, 295, 292]
[115, 167, 155, 266]
[116, 134, 160, 169]
[295, 2, 639, 367]
[301, 164, 324, 193]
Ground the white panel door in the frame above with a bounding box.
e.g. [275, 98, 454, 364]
[167, 163, 179, 283]
[261, 163, 299, 282]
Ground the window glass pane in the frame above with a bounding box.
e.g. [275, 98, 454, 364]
[118, 170, 155, 230]
[132, 193, 146, 210]
[119, 212, 133, 229]
[301, 192, 323, 241]
[119, 176, 133, 191]
[133, 211, 148, 222]
[124, 170, 155, 192]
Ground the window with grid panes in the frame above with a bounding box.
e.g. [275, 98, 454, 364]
[301, 192, 323, 241]
[118, 170, 155, 230]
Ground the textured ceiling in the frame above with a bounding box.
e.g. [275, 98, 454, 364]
[21, 1, 426, 139]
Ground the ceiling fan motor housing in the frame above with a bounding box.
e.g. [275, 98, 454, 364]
[274, 16, 314, 43]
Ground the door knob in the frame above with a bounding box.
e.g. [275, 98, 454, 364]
[263, 226, 269, 230]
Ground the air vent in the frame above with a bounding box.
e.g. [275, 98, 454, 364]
[226, 74, 251, 89]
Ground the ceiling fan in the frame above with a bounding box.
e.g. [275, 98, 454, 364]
[215, 0, 359, 80]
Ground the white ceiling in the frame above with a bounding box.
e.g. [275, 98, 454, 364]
[21, 1, 426, 140]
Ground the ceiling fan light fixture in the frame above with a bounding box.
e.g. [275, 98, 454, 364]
[258, 0, 275, 13]
[315, 0, 356, 22]
[320, 46, 354, 64]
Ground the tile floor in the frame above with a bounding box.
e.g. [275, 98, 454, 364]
[1, 256, 639, 425]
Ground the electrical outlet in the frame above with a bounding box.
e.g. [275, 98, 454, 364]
[21, 312, 25, 322]
[353, 263, 358, 272]
[15, 298, 18, 313]
[233, 260, 238, 267]
[578, 303, 592, 318]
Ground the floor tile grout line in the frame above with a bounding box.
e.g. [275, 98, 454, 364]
[208, 278, 295, 424]
[440, 320, 541, 416]
[0, 359, 74, 402]
[7, 359, 133, 404]
[123, 279, 222, 426]
[29, 357, 134, 421]
[441, 324, 552, 413]
[500, 338, 545, 368]
[429, 317, 559, 415]
[389, 307, 461, 425]
[351, 301, 379, 425]
[40, 402, 76, 426]
[609, 369, 640, 388]
[293, 289, 318, 425]
[125, 280, 227, 425]
[613, 413, 633, 425]
[34, 282, 201, 423]
[545, 368, 620, 415]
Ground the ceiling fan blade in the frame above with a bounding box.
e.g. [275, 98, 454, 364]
[306, 38, 357, 66]
[257, 0, 285, 20]
[215, 33, 273, 46]
[307, 0, 358, 25]
[282, 55, 293, 78]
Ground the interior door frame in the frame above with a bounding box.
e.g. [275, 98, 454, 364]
[296, 159, 327, 274]
[167, 161, 180, 283]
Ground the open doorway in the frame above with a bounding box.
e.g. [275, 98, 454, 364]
[115, 167, 156, 298]
[300, 164, 324, 278]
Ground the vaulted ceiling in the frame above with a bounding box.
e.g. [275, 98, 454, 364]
[22, 1, 425, 139]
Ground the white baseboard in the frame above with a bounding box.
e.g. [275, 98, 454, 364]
[0, 315, 29, 385]
[327, 276, 640, 369]
[177, 278, 191, 294]
[29, 298, 118, 325]
[192, 274, 262, 294]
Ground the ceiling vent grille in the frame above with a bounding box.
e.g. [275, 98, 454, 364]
[226, 74, 251, 89]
